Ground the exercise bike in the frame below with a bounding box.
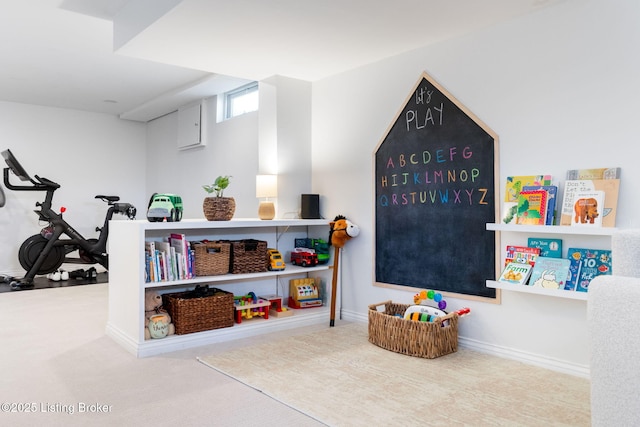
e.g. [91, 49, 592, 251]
[1, 149, 137, 290]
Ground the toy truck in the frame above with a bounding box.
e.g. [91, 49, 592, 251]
[294, 238, 330, 264]
[147, 193, 183, 222]
[290, 248, 319, 267]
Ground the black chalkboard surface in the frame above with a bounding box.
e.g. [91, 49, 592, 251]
[374, 72, 499, 300]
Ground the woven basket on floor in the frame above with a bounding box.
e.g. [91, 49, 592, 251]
[368, 300, 459, 359]
[230, 239, 268, 274]
[192, 241, 230, 276]
[163, 287, 234, 334]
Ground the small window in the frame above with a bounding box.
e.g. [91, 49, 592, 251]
[225, 82, 259, 119]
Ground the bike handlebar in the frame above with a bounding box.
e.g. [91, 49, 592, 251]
[113, 203, 137, 220]
[3, 168, 60, 192]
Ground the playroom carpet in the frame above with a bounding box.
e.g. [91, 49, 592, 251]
[198, 322, 590, 426]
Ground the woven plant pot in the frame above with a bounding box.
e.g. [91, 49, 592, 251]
[203, 197, 236, 221]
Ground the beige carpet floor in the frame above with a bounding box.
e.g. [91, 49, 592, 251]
[199, 323, 590, 427]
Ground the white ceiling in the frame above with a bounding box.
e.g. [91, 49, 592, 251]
[0, 0, 566, 122]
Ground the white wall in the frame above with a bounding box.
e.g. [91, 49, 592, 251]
[0, 101, 146, 276]
[146, 77, 313, 221]
[146, 97, 260, 219]
[311, 0, 640, 375]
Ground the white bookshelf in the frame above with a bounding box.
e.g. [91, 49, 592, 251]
[106, 218, 331, 357]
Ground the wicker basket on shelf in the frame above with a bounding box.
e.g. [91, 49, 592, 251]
[368, 300, 459, 359]
[163, 286, 234, 334]
[229, 239, 268, 274]
[192, 241, 230, 276]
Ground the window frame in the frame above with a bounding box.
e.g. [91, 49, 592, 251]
[224, 82, 259, 119]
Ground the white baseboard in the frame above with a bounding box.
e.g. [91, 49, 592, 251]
[340, 308, 589, 379]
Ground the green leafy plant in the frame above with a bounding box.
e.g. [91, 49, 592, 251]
[203, 175, 232, 197]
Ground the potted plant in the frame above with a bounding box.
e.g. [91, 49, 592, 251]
[202, 175, 236, 221]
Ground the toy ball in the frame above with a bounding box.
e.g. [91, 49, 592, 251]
[427, 290, 435, 299]
[438, 300, 447, 310]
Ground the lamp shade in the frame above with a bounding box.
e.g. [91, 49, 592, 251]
[256, 175, 278, 198]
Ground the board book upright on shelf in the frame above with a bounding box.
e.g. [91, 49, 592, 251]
[560, 180, 619, 227]
[529, 256, 571, 290]
[570, 190, 605, 227]
[527, 238, 562, 258]
[504, 245, 540, 267]
[516, 189, 548, 225]
[523, 185, 558, 225]
[566, 167, 621, 180]
[502, 175, 552, 224]
[498, 262, 534, 286]
[560, 166, 620, 227]
[565, 248, 613, 292]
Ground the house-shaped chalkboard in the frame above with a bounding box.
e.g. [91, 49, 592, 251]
[374, 72, 499, 300]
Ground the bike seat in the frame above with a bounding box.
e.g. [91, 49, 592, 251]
[95, 195, 120, 202]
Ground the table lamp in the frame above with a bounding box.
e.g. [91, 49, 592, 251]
[256, 174, 277, 220]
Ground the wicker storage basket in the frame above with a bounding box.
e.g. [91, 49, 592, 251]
[230, 239, 268, 274]
[192, 241, 230, 276]
[368, 300, 459, 359]
[162, 286, 234, 334]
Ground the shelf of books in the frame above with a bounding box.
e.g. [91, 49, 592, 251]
[488, 167, 621, 301]
[486, 280, 588, 301]
[106, 218, 332, 357]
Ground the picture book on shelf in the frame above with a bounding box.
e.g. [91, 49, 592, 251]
[566, 167, 621, 180]
[523, 185, 558, 225]
[570, 190, 605, 227]
[516, 189, 548, 225]
[502, 175, 552, 224]
[565, 248, 612, 292]
[529, 256, 571, 290]
[527, 237, 562, 258]
[560, 179, 620, 227]
[504, 245, 540, 267]
[498, 262, 534, 286]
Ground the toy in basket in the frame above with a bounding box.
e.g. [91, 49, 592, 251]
[408, 290, 471, 322]
[368, 289, 470, 359]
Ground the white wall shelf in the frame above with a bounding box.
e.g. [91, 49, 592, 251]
[486, 222, 615, 300]
[106, 218, 331, 357]
[486, 280, 587, 300]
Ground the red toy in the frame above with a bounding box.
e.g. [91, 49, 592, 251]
[234, 292, 271, 323]
[290, 248, 319, 267]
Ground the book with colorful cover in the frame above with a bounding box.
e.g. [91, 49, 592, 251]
[169, 233, 192, 279]
[527, 237, 562, 258]
[516, 189, 548, 225]
[504, 245, 540, 267]
[560, 179, 620, 227]
[565, 248, 613, 292]
[502, 175, 552, 224]
[523, 185, 558, 225]
[498, 262, 534, 285]
[529, 256, 571, 290]
[570, 190, 605, 227]
[566, 167, 621, 180]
